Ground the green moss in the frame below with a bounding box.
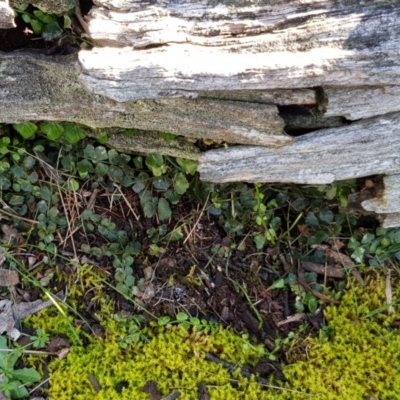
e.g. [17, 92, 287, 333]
[24, 264, 108, 345]
[46, 326, 271, 400]
[282, 270, 400, 400]
[25, 268, 400, 399]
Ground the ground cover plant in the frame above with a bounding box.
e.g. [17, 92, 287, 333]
[1, 2, 93, 53]
[1, 122, 400, 398]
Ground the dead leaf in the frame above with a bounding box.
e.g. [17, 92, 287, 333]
[309, 288, 339, 304]
[143, 266, 153, 281]
[351, 269, 365, 286]
[298, 265, 339, 304]
[1, 224, 18, 241]
[0, 269, 19, 286]
[14, 297, 55, 319]
[47, 337, 70, 354]
[362, 179, 375, 191]
[142, 284, 156, 302]
[297, 224, 312, 238]
[0, 296, 56, 340]
[27, 256, 37, 269]
[89, 375, 102, 392]
[237, 240, 246, 251]
[57, 347, 71, 359]
[386, 270, 394, 315]
[301, 261, 345, 279]
[152, 258, 176, 269]
[0, 300, 19, 339]
[40, 271, 54, 287]
[329, 238, 345, 250]
[325, 249, 355, 267]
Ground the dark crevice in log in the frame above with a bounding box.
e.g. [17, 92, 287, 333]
[278, 105, 348, 136]
[138, 43, 170, 50]
[80, 0, 94, 16]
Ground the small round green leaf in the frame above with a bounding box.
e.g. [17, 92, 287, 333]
[176, 158, 198, 175]
[13, 122, 38, 138]
[146, 154, 164, 168]
[143, 201, 157, 218]
[158, 316, 171, 326]
[174, 172, 189, 195]
[42, 21, 63, 41]
[40, 122, 64, 140]
[254, 234, 265, 250]
[22, 14, 31, 23]
[176, 312, 189, 322]
[157, 198, 171, 221]
[66, 178, 79, 192]
[30, 19, 43, 34]
[63, 123, 86, 144]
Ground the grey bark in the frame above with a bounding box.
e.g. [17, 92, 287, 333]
[0, 52, 290, 155]
[0, 0, 15, 28]
[198, 112, 400, 184]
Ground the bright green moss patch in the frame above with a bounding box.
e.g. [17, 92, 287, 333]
[25, 268, 400, 399]
[46, 326, 272, 400]
[282, 270, 400, 400]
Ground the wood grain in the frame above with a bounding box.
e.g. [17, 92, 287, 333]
[198, 112, 400, 184]
[78, 1, 400, 101]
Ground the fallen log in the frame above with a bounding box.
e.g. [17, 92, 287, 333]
[2, 0, 400, 224]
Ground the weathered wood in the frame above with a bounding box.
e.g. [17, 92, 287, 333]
[88, 0, 400, 50]
[87, 130, 201, 160]
[3, 0, 400, 225]
[325, 86, 400, 120]
[198, 112, 400, 184]
[127, 98, 289, 147]
[0, 52, 289, 149]
[0, 0, 15, 29]
[198, 89, 317, 106]
[77, 1, 400, 101]
[362, 175, 400, 214]
[345, 176, 400, 227]
[376, 213, 400, 229]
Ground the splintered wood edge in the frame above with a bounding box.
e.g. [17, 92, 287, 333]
[361, 175, 400, 225]
[377, 213, 400, 229]
[198, 113, 400, 184]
